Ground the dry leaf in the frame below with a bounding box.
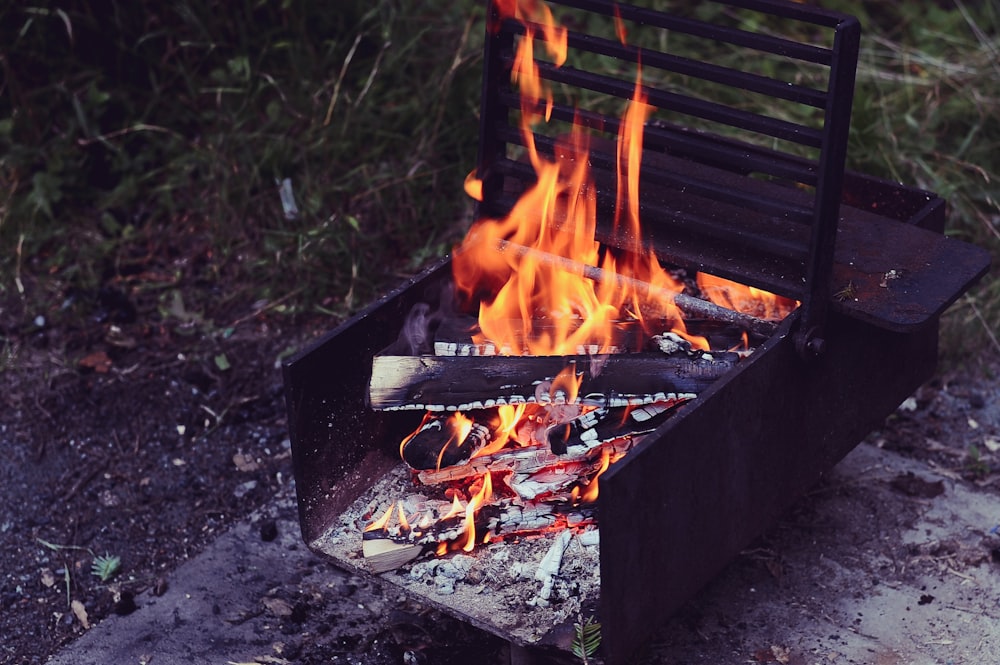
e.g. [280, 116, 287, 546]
[40, 568, 56, 588]
[79, 350, 112, 373]
[771, 645, 791, 664]
[983, 436, 1000, 453]
[71, 599, 90, 629]
[262, 596, 293, 617]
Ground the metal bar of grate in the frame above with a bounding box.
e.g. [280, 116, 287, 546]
[513, 20, 829, 108]
[496, 93, 821, 185]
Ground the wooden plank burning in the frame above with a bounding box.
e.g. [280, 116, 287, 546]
[361, 495, 596, 572]
[368, 351, 738, 411]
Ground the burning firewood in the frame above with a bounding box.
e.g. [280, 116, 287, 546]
[492, 238, 781, 338]
[361, 492, 596, 572]
[368, 351, 738, 412]
[400, 410, 501, 470]
[547, 397, 687, 454]
[415, 436, 631, 491]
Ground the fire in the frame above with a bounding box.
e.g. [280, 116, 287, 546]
[571, 447, 612, 504]
[373, 0, 792, 560]
[462, 472, 494, 552]
[399, 411, 475, 471]
[473, 403, 526, 458]
[364, 502, 396, 533]
[454, 0, 706, 357]
[696, 273, 799, 322]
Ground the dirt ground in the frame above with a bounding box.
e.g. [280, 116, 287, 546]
[2, 285, 999, 664]
[0, 288, 302, 664]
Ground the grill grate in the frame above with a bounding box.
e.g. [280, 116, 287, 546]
[476, 0, 861, 353]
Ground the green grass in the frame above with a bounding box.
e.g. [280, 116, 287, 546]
[1, 1, 485, 323]
[1, 1, 997, 362]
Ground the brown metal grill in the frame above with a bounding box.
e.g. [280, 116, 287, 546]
[283, 1, 990, 662]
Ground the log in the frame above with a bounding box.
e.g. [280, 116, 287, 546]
[495, 239, 780, 338]
[361, 539, 426, 573]
[368, 351, 738, 411]
[362, 497, 596, 571]
[400, 411, 501, 470]
[547, 398, 688, 454]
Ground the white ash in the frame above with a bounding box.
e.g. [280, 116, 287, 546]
[312, 463, 603, 645]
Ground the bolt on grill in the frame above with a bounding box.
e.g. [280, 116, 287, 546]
[283, 1, 990, 663]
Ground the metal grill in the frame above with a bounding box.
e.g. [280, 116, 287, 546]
[283, 2, 991, 663]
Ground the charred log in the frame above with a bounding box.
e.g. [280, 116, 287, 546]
[368, 351, 738, 411]
[547, 398, 688, 454]
[400, 411, 501, 470]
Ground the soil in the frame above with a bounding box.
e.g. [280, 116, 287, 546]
[0, 282, 301, 664]
[2, 278, 999, 665]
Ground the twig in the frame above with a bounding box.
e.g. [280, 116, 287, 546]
[324, 33, 362, 127]
[227, 288, 302, 328]
[353, 40, 390, 110]
[967, 297, 1000, 357]
[75, 123, 178, 148]
[15, 233, 25, 296]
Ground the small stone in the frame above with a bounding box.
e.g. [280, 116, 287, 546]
[114, 591, 137, 616]
[263, 596, 294, 617]
[71, 599, 90, 629]
[40, 568, 56, 588]
[234, 480, 258, 498]
[259, 519, 278, 542]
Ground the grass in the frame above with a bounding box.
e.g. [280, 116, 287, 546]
[1, 1, 485, 326]
[1, 1, 997, 362]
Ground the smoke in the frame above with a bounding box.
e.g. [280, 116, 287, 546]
[400, 303, 433, 356]
[387, 283, 477, 356]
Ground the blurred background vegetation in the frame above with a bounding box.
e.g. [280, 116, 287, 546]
[1, 1, 997, 362]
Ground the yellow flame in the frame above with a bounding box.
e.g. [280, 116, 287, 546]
[364, 502, 396, 532]
[462, 472, 494, 552]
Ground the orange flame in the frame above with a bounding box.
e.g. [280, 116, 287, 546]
[396, 503, 411, 532]
[462, 472, 494, 552]
[551, 365, 583, 404]
[571, 448, 611, 504]
[442, 494, 465, 520]
[696, 273, 799, 322]
[613, 5, 627, 44]
[364, 502, 396, 532]
[455, 0, 707, 357]
[474, 404, 527, 458]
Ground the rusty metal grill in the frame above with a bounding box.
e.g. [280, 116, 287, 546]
[283, 1, 990, 663]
